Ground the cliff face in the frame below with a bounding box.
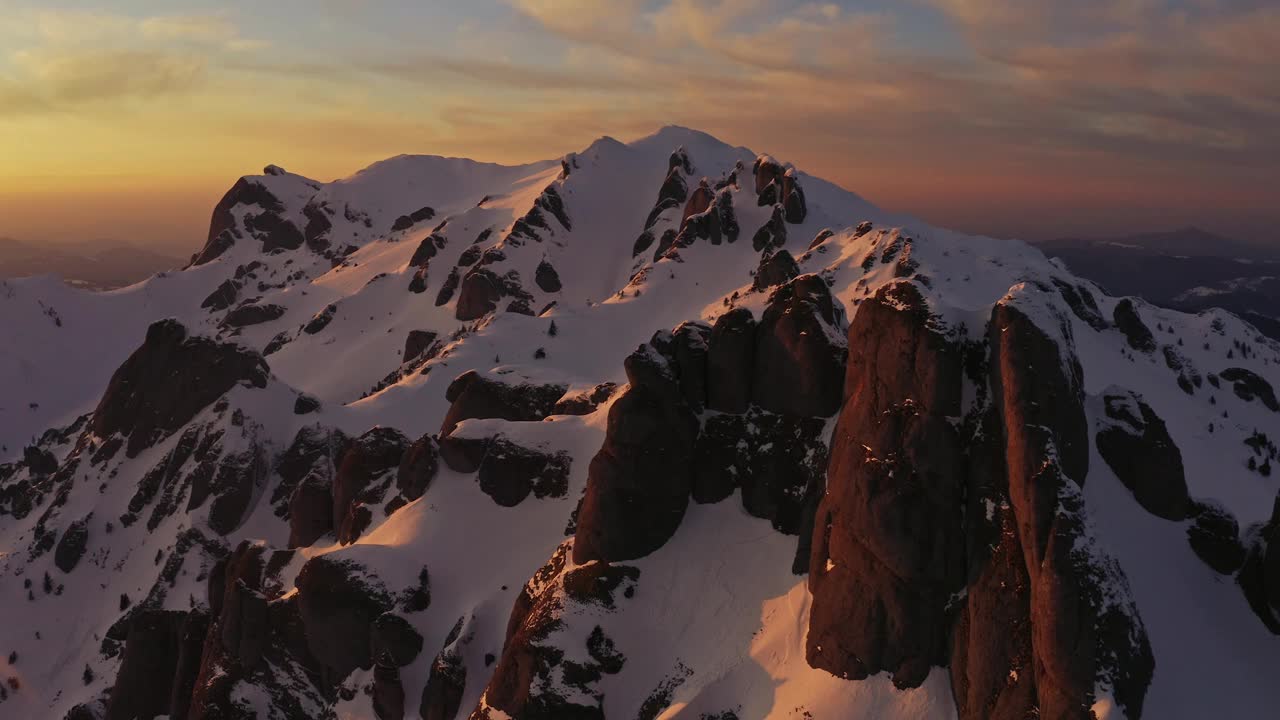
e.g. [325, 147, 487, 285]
[4, 127, 1279, 720]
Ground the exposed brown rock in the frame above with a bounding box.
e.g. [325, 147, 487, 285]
[574, 340, 698, 564]
[751, 206, 788, 252]
[105, 610, 191, 720]
[1096, 388, 1190, 520]
[1113, 298, 1156, 353]
[295, 554, 395, 681]
[192, 178, 284, 266]
[476, 438, 571, 507]
[90, 319, 269, 458]
[752, 274, 846, 417]
[456, 268, 503, 320]
[752, 249, 799, 290]
[200, 279, 239, 312]
[288, 473, 333, 548]
[223, 302, 286, 328]
[706, 308, 756, 414]
[396, 433, 440, 501]
[806, 280, 966, 688]
[333, 427, 408, 544]
[552, 383, 618, 416]
[403, 330, 439, 364]
[440, 370, 568, 437]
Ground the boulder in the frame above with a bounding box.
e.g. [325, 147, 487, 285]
[440, 371, 568, 436]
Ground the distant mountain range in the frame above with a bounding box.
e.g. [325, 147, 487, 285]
[0, 236, 181, 289]
[1036, 226, 1280, 340]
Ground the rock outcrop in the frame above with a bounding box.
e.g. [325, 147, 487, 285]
[396, 433, 441, 501]
[90, 319, 270, 458]
[1095, 388, 1191, 520]
[192, 178, 285, 266]
[333, 427, 409, 544]
[295, 554, 395, 681]
[806, 281, 966, 688]
[574, 341, 699, 564]
[805, 280, 1154, 718]
[752, 275, 847, 417]
[472, 544, 638, 719]
[440, 371, 568, 437]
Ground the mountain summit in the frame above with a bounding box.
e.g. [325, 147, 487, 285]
[2, 127, 1279, 720]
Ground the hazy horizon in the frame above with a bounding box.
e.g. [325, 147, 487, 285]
[2, 1, 1277, 254]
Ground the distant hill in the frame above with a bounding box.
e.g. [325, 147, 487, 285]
[0, 236, 181, 289]
[1035, 227, 1280, 339]
[1038, 226, 1276, 259]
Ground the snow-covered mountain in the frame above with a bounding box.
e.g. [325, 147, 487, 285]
[2, 126, 1278, 720]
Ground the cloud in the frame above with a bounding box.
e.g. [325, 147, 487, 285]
[0, 10, 262, 115]
[140, 15, 268, 51]
[13, 48, 207, 105]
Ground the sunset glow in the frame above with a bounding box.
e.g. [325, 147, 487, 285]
[1, 0, 1276, 251]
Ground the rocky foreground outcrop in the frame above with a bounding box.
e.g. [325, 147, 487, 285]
[479, 277, 1160, 719]
[90, 319, 270, 458]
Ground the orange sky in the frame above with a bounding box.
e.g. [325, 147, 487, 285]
[2, 1, 1277, 254]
